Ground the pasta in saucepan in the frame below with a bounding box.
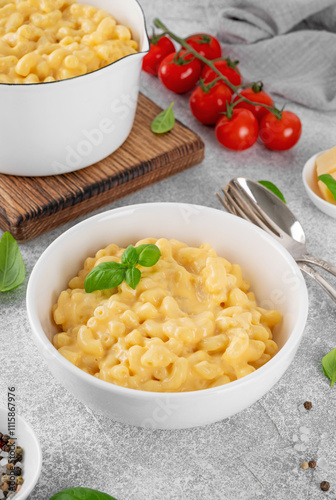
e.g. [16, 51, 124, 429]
[0, 0, 138, 83]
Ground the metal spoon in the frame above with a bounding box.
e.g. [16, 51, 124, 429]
[216, 177, 336, 303]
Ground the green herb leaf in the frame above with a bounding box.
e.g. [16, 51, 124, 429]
[125, 267, 141, 289]
[151, 102, 175, 134]
[134, 244, 149, 256]
[322, 348, 336, 387]
[84, 244, 161, 293]
[49, 487, 117, 500]
[134, 244, 158, 258]
[84, 262, 125, 293]
[121, 245, 138, 267]
[137, 244, 161, 267]
[318, 174, 336, 201]
[258, 180, 287, 204]
[0, 232, 25, 292]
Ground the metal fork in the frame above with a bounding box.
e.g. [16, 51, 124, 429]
[216, 187, 336, 304]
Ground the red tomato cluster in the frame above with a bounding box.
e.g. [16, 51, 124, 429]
[215, 108, 302, 151]
[142, 33, 302, 151]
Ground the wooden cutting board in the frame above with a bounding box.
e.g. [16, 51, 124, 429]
[0, 93, 205, 242]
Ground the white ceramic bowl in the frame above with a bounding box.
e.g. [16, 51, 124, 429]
[27, 203, 308, 429]
[0, 0, 149, 177]
[302, 150, 336, 219]
[0, 407, 42, 499]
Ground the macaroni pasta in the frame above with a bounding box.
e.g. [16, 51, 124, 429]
[53, 238, 281, 392]
[0, 0, 138, 83]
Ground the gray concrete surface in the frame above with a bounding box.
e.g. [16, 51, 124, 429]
[1, 1, 336, 499]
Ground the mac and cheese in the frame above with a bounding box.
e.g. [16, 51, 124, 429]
[53, 238, 281, 392]
[0, 0, 138, 83]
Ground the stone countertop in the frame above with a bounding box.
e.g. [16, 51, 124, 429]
[1, 1, 336, 499]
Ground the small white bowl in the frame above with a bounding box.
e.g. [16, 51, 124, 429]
[0, 407, 42, 499]
[302, 150, 336, 219]
[27, 203, 308, 429]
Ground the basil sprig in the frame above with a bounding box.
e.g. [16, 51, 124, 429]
[258, 180, 286, 203]
[322, 348, 336, 387]
[50, 487, 117, 499]
[84, 244, 161, 293]
[318, 174, 336, 201]
[151, 102, 175, 134]
[0, 232, 25, 292]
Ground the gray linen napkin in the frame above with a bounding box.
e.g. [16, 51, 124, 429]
[217, 0, 336, 110]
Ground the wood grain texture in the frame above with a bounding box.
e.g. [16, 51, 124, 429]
[0, 93, 204, 242]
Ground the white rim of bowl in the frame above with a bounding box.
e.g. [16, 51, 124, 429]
[0, 409, 42, 499]
[26, 202, 309, 399]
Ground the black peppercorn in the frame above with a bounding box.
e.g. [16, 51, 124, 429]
[13, 466, 22, 476]
[9, 454, 23, 464]
[303, 401, 312, 410]
[308, 460, 316, 468]
[320, 481, 330, 491]
[2, 435, 9, 444]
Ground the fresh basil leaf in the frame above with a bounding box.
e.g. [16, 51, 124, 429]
[258, 180, 286, 204]
[318, 174, 336, 201]
[49, 487, 117, 500]
[84, 262, 125, 293]
[0, 232, 25, 292]
[125, 267, 141, 289]
[322, 348, 336, 387]
[121, 245, 138, 267]
[137, 244, 161, 267]
[134, 244, 149, 256]
[151, 102, 175, 134]
[89, 262, 125, 270]
[84, 244, 161, 292]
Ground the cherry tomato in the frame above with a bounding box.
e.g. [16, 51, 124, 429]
[259, 111, 302, 151]
[142, 36, 175, 76]
[189, 83, 232, 125]
[186, 33, 222, 61]
[158, 51, 202, 94]
[201, 59, 242, 87]
[233, 88, 273, 122]
[215, 108, 259, 150]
